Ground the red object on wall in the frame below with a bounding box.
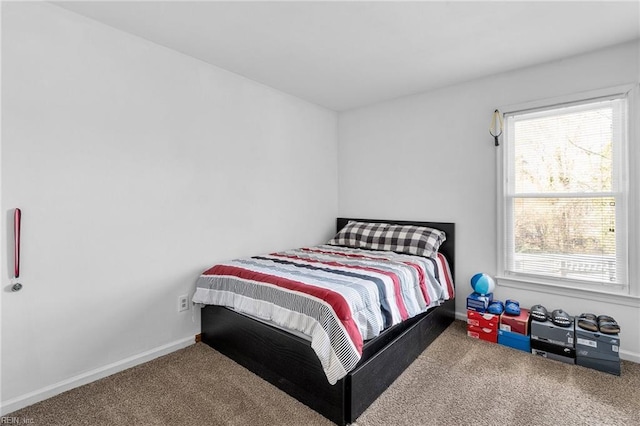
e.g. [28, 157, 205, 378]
[14, 208, 21, 278]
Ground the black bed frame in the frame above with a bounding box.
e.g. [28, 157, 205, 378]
[201, 218, 455, 425]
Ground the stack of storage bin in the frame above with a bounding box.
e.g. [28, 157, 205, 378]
[575, 317, 621, 375]
[498, 308, 531, 352]
[466, 291, 498, 343]
[530, 316, 576, 364]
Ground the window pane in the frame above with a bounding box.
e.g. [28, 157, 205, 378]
[503, 94, 628, 290]
[511, 197, 617, 283]
[513, 105, 613, 194]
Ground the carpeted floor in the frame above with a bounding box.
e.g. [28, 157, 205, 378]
[8, 320, 640, 425]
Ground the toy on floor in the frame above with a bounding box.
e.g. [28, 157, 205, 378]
[470, 273, 495, 295]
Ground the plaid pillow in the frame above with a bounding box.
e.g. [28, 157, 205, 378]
[327, 221, 446, 258]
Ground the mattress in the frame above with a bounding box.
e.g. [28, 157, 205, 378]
[193, 245, 454, 384]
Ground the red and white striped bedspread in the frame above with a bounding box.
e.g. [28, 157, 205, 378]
[192, 245, 454, 384]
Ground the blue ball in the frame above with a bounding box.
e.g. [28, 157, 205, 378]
[470, 273, 495, 295]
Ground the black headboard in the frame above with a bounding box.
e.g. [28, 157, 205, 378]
[336, 217, 455, 282]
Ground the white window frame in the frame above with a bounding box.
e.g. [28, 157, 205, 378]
[496, 84, 640, 304]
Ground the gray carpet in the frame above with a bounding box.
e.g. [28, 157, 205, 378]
[8, 320, 640, 425]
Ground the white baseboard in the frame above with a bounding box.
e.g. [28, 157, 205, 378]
[454, 310, 640, 363]
[619, 350, 640, 364]
[0, 336, 195, 416]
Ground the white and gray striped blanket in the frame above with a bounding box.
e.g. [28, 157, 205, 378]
[192, 245, 454, 384]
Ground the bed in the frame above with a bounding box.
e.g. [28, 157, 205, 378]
[195, 218, 455, 425]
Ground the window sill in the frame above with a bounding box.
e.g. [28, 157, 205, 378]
[496, 276, 640, 308]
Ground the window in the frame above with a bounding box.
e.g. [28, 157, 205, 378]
[500, 91, 629, 293]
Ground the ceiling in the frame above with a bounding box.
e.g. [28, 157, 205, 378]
[54, 1, 640, 111]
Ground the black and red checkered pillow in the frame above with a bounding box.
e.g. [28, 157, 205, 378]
[327, 221, 446, 258]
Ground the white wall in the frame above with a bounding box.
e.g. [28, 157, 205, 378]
[338, 41, 640, 360]
[1, 2, 338, 413]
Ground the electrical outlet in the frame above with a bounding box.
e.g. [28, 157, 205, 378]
[178, 295, 189, 312]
